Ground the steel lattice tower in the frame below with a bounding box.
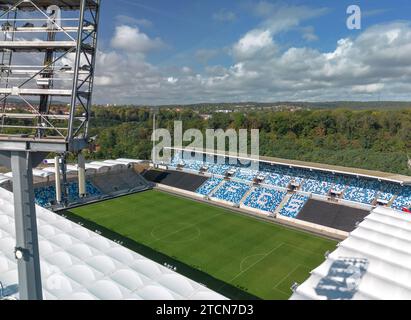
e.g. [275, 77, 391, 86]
[0, 0, 101, 300]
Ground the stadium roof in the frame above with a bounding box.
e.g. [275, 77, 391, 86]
[116, 158, 145, 164]
[32, 169, 54, 178]
[0, 174, 10, 184]
[290, 206, 411, 300]
[167, 147, 411, 185]
[0, 188, 226, 300]
[0, 0, 98, 10]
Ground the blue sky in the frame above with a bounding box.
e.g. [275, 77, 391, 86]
[93, 0, 411, 104]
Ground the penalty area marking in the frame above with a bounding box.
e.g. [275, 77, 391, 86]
[239, 254, 267, 272]
[229, 242, 285, 283]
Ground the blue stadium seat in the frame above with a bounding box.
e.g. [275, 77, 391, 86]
[212, 181, 250, 204]
[196, 177, 223, 196]
[301, 174, 333, 195]
[392, 187, 411, 210]
[233, 168, 258, 182]
[342, 179, 379, 204]
[279, 194, 309, 218]
[169, 152, 411, 211]
[243, 187, 286, 213]
[34, 181, 102, 207]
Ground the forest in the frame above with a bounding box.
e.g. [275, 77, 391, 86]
[89, 106, 411, 175]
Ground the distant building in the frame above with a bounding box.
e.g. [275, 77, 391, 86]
[200, 114, 211, 120]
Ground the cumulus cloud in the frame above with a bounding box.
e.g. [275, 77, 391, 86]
[93, 19, 411, 104]
[110, 25, 164, 54]
[232, 29, 276, 60]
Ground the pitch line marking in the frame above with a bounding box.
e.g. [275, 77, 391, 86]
[273, 264, 301, 290]
[239, 254, 267, 272]
[151, 223, 202, 243]
[272, 286, 292, 297]
[229, 242, 285, 283]
[147, 212, 225, 245]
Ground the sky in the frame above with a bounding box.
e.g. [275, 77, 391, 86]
[92, 0, 411, 105]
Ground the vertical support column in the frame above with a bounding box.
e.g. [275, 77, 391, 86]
[152, 112, 156, 166]
[11, 151, 42, 300]
[67, 0, 86, 140]
[60, 155, 68, 205]
[78, 153, 86, 197]
[54, 156, 61, 204]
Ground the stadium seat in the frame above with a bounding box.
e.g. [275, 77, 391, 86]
[196, 177, 223, 196]
[170, 152, 411, 211]
[391, 187, 411, 211]
[34, 181, 102, 207]
[243, 187, 286, 213]
[279, 194, 309, 218]
[212, 181, 250, 204]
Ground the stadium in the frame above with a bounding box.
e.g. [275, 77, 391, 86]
[1, 0, 411, 303]
[2, 146, 411, 300]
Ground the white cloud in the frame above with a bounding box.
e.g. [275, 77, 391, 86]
[233, 29, 275, 60]
[115, 15, 153, 28]
[110, 25, 164, 54]
[253, 2, 328, 35]
[93, 20, 411, 104]
[301, 26, 319, 42]
[352, 84, 385, 93]
[167, 77, 179, 84]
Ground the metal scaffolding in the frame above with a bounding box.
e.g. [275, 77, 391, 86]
[0, 0, 101, 300]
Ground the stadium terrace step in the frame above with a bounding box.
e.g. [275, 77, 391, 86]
[274, 193, 293, 217]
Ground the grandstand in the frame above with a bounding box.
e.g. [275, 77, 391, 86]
[1, 158, 151, 210]
[162, 148, 411, 215]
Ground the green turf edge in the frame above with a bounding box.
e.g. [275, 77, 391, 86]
[59, 209, 260, 300]
[62, 190, 337, 300]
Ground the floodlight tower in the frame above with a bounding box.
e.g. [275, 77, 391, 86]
[0, 0, 101, 300]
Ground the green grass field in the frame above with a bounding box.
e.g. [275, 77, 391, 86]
[68, 190, 336, 300]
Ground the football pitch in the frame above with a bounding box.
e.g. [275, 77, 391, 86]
[67, 190, 337, 300]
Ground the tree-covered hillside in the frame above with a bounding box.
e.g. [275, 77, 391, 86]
[89, 106, 411, 175]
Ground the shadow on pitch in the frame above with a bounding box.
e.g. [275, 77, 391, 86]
[61, 210, 261, 300]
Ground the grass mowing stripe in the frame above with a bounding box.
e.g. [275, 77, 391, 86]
[228, 243, 284, 283]
[68, 190, 336, 300]
[147, 212, 225, 245]
[273, 264, 301, 289]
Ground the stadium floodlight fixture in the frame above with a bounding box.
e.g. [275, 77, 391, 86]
[14, 247, 28, 260]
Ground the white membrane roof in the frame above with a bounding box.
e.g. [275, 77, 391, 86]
[0, 174, 11, 184]
[116, 158, 144, 164]
[0, 188, 226, 300]
[290, 206, 411, 300]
